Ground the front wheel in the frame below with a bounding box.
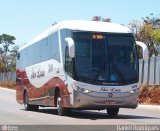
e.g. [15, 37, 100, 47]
[106, 107, 119, 117]
[56, 93, 68, 116]
[24, 93, 39, 111]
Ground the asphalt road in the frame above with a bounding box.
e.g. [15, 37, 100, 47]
[0, 87, 160, 131]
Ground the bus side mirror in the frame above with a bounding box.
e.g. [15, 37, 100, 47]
[17, 53, 20, 60]
[65, 37, 75, 58]
[136, 41, 149, 60]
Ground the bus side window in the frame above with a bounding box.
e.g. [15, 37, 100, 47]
[65, 46, 74, 77]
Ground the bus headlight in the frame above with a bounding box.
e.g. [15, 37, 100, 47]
[127, 88, 139, 94]
[72, 85, 92, 93]
[81, 88, 92, 93]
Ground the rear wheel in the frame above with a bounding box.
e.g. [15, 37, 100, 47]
[24, 92, 39, 111]
[106, 107, 119, 117]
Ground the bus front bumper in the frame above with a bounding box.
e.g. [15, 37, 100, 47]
[71, 90, 138, 109]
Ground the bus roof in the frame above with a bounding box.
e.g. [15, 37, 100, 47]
[19, 20, 132, 51]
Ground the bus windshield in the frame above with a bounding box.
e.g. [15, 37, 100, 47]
[73, 32, 138, 85]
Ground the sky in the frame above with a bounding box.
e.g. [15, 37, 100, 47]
[0, 0, 160, 46]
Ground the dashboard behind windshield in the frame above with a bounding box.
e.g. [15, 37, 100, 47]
[73, 32, 138, 85]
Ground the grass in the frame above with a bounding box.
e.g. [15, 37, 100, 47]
[0, 81, 16, 89]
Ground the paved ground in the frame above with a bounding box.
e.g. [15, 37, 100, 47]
[0, 87, 160, 131]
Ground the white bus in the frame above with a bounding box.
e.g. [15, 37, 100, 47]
[16, 20, 142, 116]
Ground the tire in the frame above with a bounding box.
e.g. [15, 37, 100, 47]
[24, 93, 39, 111]
[106, 107, 119, 117]
[56, 92, 67, 116]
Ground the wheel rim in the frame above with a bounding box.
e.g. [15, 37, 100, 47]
[57, 97, 62, 114]
[24, 94, 28, 109]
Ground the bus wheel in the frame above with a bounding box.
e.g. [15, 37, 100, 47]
[106, 107, 119, 117]
[56, 93, 67, 116]
[24, 92, 30, 110]
[24, 93, 39, 111]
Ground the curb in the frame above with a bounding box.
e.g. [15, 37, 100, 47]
[138, 104, 160, 110]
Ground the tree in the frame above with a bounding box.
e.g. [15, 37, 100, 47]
[128, 20, 144, 58]
[128, 14, 160, 57]
[8, 46, 19, 71]
[142, 13, 160, 29]
[139, 23, 156, 56]
[0, 34, 16, 72]
[141, 14, 160, 56]
[151, 29, 160, 55]
[151, 29, 160, 43]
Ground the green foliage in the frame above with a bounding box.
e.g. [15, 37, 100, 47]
[128, 14, 160, 57]
[151, 29, 160, 44]
[0, 34, 15, 53]
[0, 34, 17, 72]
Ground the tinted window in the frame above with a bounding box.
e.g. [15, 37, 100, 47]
[42, 38, 50, 61]
[50, 32, 60, 62]
[73, 32, 138, 85]
[65, 46, 74, 77]
[60, 29, 72, 64]
[17, 31, 60, 68]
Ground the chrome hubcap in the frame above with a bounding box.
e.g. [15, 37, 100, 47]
[57, 97, 61, 109]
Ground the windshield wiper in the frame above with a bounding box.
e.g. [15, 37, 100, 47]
[112, 64, 126, 84]
[93, 62, 106, 83]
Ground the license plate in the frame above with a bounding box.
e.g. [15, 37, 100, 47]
[105, 100, 116, 105]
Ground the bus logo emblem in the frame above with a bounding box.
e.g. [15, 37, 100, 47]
[108, 93, 113, 97]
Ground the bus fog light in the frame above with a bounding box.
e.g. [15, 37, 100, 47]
[128, 90, 134, 94]
[72, 85, 92, 93]
[72, 84, 80, 91]
[81, 88, 92, 93]
[76, 98, 80, 103]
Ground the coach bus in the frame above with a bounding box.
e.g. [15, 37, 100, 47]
[16, 20, 147, 116]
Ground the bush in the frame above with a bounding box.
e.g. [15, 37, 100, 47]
[139, 84, 160, 104]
